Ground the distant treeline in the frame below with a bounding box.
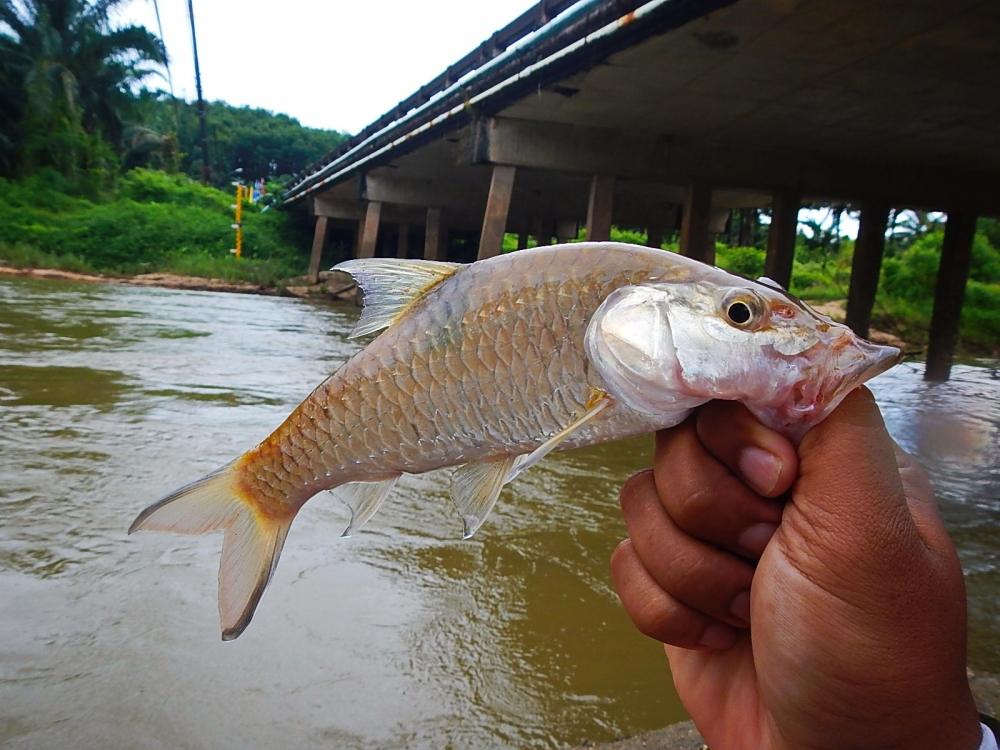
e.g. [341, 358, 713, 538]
[0, 0, 348, 190]
[126, 94, 349, 185]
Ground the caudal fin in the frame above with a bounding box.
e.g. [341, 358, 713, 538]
[128, 464, 293, 641]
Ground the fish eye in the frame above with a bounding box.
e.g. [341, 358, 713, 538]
[721, 292, 763, 329]
[728, 301, 752, 324]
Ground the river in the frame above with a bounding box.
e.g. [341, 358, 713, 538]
[1, 276, 997, 749]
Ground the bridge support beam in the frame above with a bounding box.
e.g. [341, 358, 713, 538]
[845, 201, 890, 338]
[478, 165, 516, 260]
[926, 211, 977, 381]
[359, 200, 382, 259]
[424, 208, 444, 261]
[680, 183, 714, 264]
[396, 222, 410, 259]
[646, 222, 663, 250]
[531, 216, 553, 246]
[764, 191, 801, 289]
[586, 175, 615, 241]
[308, 215, 329, 283]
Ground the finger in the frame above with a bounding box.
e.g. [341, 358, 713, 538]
[653, 426, 783, 558]
[620, 471, 754, 627]
[892, 441, 952, 553]
[695, 401, 798, 497]
[795, 387, 921, 555]
[610, 539, 738, 650]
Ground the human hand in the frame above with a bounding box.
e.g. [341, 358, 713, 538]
[611, 388, 982, 750]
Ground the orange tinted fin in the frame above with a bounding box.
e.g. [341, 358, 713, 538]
[128, 464, 295, 641]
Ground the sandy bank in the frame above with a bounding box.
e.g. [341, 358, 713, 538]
[0, 265, 357, 301]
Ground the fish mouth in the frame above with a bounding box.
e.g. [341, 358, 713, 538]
[830, 339, 903, 401]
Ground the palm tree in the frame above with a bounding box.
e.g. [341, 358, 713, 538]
[0, 0, 166, 176]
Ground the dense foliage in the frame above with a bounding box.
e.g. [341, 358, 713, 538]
[0, 0, 165, 185]
[128, 93, 348, 183]
[692, 225, 999, 354]
[0, 169, 313, 285]
[497, 217, 1000, 355]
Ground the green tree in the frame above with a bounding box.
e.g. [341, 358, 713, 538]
[0, 0, 165, 179]
[130, 91, 349, 183]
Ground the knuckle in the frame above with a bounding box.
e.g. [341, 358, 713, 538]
[619, 469, 654, 512]
[634, 599, 699, 645]
[669, 482, 715, 529]
[609, 539, 632, 574]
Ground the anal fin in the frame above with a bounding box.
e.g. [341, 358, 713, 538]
[332, 476, 400, 537]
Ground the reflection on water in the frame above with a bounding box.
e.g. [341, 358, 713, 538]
[0, 276, 997, 749]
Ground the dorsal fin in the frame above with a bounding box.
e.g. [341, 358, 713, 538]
[333, 258, 463, 338]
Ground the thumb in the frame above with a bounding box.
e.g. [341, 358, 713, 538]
[794, 387, 919, 554]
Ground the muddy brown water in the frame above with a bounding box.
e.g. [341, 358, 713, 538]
[1, 277, 997, 749]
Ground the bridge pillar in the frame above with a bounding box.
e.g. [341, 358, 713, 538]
[764, 191, 800, 289]
[396, 222, 410, 259]
[478, 165, 516, 260]
[424, 207, 444, 261]
[308, 215, 329, 283]
[586, 175, 615, 241]
[679, 182, 714, 264]
[531, 215, 553, 246]
[739, 208, 757, 247]
[926, 211, 977, 381]
[358, 201, 382, 259]
[646, 222, 663, 250]
[845, 201, 890, 338]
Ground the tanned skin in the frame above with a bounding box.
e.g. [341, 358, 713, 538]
[611, 389, 983, 750]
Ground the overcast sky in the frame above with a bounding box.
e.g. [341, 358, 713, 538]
[115, 0, 537, 135]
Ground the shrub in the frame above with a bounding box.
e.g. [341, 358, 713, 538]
[716, 245, 765, 278]
[0, 168, 309, 277]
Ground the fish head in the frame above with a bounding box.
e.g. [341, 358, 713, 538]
[585, 278, 902, 441]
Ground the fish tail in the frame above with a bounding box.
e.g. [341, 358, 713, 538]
[128, 462, 294, 641]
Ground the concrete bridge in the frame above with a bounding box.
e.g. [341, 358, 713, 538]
[284, 0, 1000, 381]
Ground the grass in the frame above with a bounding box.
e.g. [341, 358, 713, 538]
[0, 168, 311, 284]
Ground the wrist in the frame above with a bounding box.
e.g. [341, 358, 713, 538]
[906, 702, 984, 750]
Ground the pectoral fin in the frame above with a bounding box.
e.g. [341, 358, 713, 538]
[332, 476, 400, 537]
[507, 391, 611, 483]
[452, 391, 612, 539]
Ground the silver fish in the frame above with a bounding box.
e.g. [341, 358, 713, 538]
[129, 242, 900, 639]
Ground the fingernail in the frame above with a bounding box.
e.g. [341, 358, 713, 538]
[738, 446, 782, 495]
[698, 623, 736, 650]
[738, 522, 777, 556]
[730, 590, 751, 625]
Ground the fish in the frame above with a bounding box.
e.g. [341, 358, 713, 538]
[128, 242, 901, 640]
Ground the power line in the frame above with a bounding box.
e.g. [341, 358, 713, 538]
[186, 0, 211, 183]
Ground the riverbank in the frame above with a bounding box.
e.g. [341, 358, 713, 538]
[578, 670, 1000, 749]
[0, 263, 914, 351]
[0, 264, 358, 301]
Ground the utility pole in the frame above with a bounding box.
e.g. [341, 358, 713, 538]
[187, 0, 211, 184]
